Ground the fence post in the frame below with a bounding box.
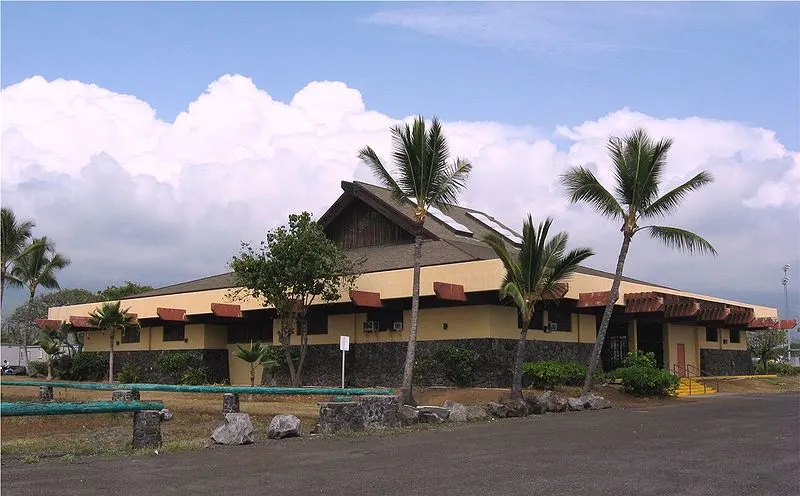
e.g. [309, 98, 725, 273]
[222, 393, 240, 414]
[39, 386, 53, 402]
[132, 410, 162, 449]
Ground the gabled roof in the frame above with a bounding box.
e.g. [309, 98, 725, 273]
[133, 180, 669, 299]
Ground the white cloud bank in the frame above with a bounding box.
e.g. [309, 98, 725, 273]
[1, 75, 798, 306]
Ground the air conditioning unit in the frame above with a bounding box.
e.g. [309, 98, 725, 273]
[392, 322, 404, 332]
[544, 321, 558, 333]
[363, 321, 379, 332]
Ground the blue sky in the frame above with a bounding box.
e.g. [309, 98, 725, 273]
[1, 1, 798, 328]
[2, 1, 798, 148]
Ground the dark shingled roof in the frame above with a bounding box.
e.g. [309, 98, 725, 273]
[132, 180, 670, 299]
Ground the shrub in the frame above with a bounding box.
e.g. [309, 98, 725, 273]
[180, 366, 209, 385]
[436, 345, 479, 387]
[616, 366, 679, 396]
[757, 362, 800, 376]
[62, 352, 108, 381]
[155, 351, 206, 383]
[522, 360, 587, 389]
[117, 363, 143, 383]
[623, 350, 658, 369]
[30, 360, 48, 377]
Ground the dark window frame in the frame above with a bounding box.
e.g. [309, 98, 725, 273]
[705, 327, 718, 342]
[163, 323, 186, 342]
[299, 310, 328, 336]
[729, 329, 741, 344]
[517, 308, 545, 330]
[121, 327, 140, 344]
[227, 321, 274, 344]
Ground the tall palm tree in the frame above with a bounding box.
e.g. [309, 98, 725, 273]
[11, 236, 70, 375]
[484, 215, 594, 399]
[1, 207, 41, 309]
[559, 127, 717, 395]
[88, 301, 139, 383]
[358, 116, 472, 405]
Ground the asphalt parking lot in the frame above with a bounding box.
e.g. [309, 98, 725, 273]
[3, 392, 798, 496]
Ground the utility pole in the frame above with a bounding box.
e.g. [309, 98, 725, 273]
[783, 264, 792, 363]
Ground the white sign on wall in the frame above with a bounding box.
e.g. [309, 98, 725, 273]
[339, 335, 350, 352]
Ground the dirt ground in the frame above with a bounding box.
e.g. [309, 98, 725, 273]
[4, 393, 799, 496]
[2, 376, 797, 461]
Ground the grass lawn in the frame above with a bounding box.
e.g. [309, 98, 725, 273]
[2, 375, 797, 462]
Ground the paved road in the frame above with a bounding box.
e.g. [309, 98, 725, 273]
[3, 393, 798, 496]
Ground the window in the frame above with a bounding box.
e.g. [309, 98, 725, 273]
[163, 324, 186, 342]
[227, 321, 273, 344]
[729, 329, 741, 343]
[365, 308, 404, 332]
[705, 327, 718, 342]
[299, 310, 328, 335]
[545, 303, 573, 332]
[517, 308, 545, 330]
[121, 327, 140, 344]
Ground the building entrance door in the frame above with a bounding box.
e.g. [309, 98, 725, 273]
[677, 343, 686, 376]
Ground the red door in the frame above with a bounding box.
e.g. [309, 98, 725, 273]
[677, 343, 686, 376]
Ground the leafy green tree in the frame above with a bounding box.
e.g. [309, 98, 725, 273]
[483, 214, 594, 399]
[235, 341, 279, 387]
[11, 236, 70, 375]
[358, 116, 472, 405]
[88, 301, 139, 383]
[559, 128, 717, 394]
[230, 212, 361, 387]
[749, 329, 786, 373]
[98, 281, 153, 301]
[1, 207, 41, 309]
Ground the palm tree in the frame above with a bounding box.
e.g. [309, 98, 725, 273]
[0, 207, 41, 309]
[358, 116, 472, 405]
[88, 301, 139, 383]
[11, 236, 70, 375]
[36, 335, 62, 380]
[484, 215, 594, 399]
[559, 127, 717, 395]
[235, 341, 278, 387]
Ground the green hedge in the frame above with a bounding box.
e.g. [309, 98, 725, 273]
[614, 350, 679, 396]
[616, 366, 679, 396]
[522, 360, 587, 389]
[756, 362, 800, 376]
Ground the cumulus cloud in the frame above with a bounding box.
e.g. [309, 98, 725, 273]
[1, 75, 798, 312]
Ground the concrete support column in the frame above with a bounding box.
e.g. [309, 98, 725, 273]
[132, 410, 162, 450]
[222, 393, 240, 414]
[39, 386, 53, 402]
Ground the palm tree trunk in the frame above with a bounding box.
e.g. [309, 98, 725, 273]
[582, 234, 633, 395]
[250, 364, 256, 387]
[108, 330, 115, 383]
[47, 360, 52, 381]
[22, 291, 34, 376]
[400, 229, 424, 406]
[511, 317, 532, 399]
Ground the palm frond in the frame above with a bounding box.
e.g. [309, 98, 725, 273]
[641, 171, 714, 218]
[430, 157, 472, 210]
[357, 145, 404, 201]
[643, 225, 718, 256]
[482, 233, 522, 285]
[559, 166, 624, 220]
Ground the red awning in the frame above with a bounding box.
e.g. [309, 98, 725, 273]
[433, 282, 466, 302]
[211, 303, 243, 318]
[156, 307, 188, 322]
[349, 290, 382, 308]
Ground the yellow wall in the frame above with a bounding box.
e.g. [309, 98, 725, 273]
[48, 259, 779, 321]
[665, 323, 700, 372]
[83, 324, 217, 352]
[698, 327, 749, 351]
